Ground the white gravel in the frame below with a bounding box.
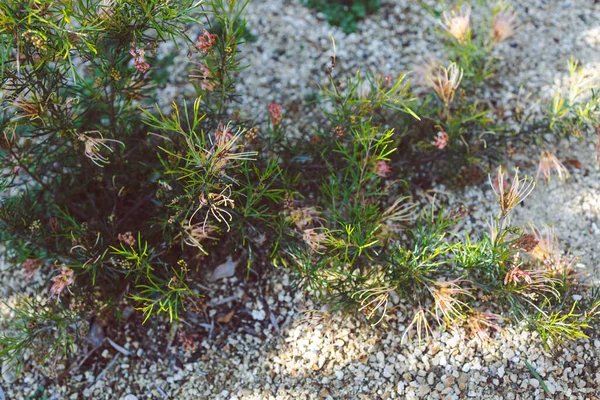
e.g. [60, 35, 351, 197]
[2, 0, 600, 399]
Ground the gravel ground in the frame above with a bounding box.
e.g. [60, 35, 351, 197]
[2, 0, 600, 399]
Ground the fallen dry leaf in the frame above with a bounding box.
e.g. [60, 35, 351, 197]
[217, 310, 235, 323]
[564, 158, 581, 169]
[210, 256, 238, 281]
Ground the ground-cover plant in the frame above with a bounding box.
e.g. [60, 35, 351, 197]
[426, 1, 600, 181]
[425, 0, 517, 87]
[0, 0, 288, 374]
[302, 0, 382, 34]
[1, 0, 599, 383]
[280, 47, 598, 349]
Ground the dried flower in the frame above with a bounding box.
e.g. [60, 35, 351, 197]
[489, 166, 535, 215]
[512, 233, 539, 252]
[528, 225, 559, 263]
[333, 125, 347, 139]
[353, 286, 394, 326]
[536, 151, 569, 182]
[129, 46, 150, 73]
[381, 196, 418, 226]
[77, 130, 124, 167]
[503, 266, 532, 286]
[22, 258, 43, 280]
[374, 160, 391, 178]
[49, 267, 75, 301]
[302, 228, 328, 252]
[412, 57, 441, 89]
[195, 29, 217, 53]
[289, 207, 323, 230]
[13, 98, 44, 122]
[427, 63, 463, 107]
[491, 11, 516, 43]
[189, 186, 235, 232]
[430, 280, 473, 325]
[268, 103, 283, 128]
[505, 267, 561, 300]
[182, 222, 217, 254]
[431, 130, 449, 149]
[467, 310, 502, 342]
[118, 231, 136, 247]
[401, 308, 433, 344]
[190, 63, 215, 91]
[49, 217, 59, 233]
[440, 7, 471, 44]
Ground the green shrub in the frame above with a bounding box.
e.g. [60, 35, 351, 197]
[1, 0, 599, 380]
[0, 0, 287, 373]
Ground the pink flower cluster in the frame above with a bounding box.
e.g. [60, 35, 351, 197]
[129, 47, 150, 73]
[49, 267, 75, 301]
[374, 160, 391, 178]
[431, 130, 449, 150]
[268, 103, 283, 128]
[503, 267, 532, 286]
[195, 30, 217, 54]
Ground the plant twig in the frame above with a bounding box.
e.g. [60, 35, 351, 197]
[106, 337, 131, 356]
[88, 353, 120, 388]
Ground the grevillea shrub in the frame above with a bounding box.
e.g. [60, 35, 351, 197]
[0, 0, 289, 373]
[1, 0, 599, 378]
[279, 63, 598, 349]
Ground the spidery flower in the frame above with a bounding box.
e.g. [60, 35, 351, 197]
[207, 123, 257, 173]
[427, 63, 463, 107]
[189, 186, 235, 232]
[353, 286, 394, 326]
[536, 151, 569, 182]
[374, 160, 391, 178]
[302, 228, 328, 252]
[528, 225, 560, 264]
[129, 46, 150, 73]
[195, 29, 217, 53]
[431, 130, 449, 149]
[49, 267, 75, 302]
[491, 11, 516, 44]
[77, 130, 124, 167]
[505, 267, 561, 300]
[440, 7, 471, 44]
[489, 166, 535, 216]
[430, 280, 473, 325]
[503, 266, 532, 286]
[401, 308, 433, 345]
